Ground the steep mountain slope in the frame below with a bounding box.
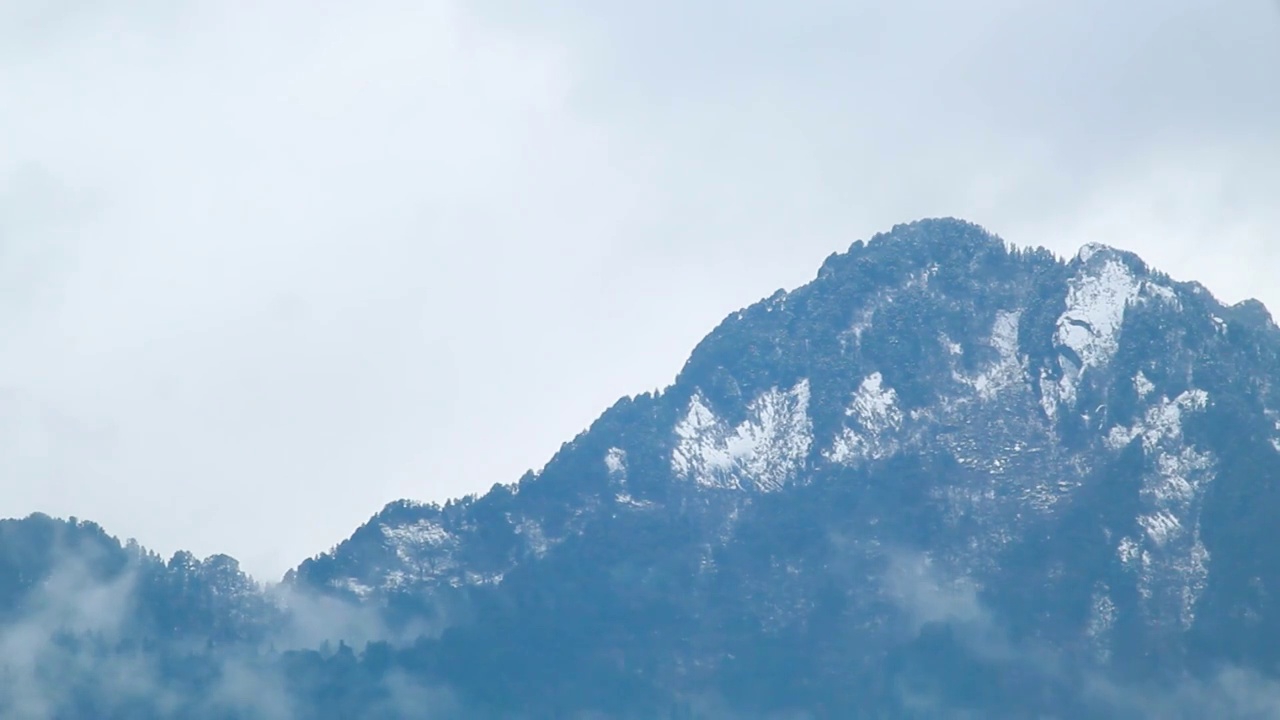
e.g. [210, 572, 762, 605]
[2, 217, 1279, 718]
[282, 217, 1280, 717]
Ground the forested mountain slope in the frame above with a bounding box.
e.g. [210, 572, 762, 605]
[7, 218, 1280, 718]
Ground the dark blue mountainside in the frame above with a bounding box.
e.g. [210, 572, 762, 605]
[4, 218, 1280, 718]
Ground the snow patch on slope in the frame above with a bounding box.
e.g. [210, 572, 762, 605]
[1117, 537, 1141, 566]
[605, 447, 653, 507]
[614, 493, 654, 509]
[1109, 389, 1215, 630]
[1038, 368, 1063, 422]
[1106, 390, 1208, 452]
[516, 519, 554, 558]
[828, 373, 903, 464]
[1141, 281, 1180, 308]
[376, 519, 459, 590]
[605, 447, 627, 476]
[1047, 258, 1141, 415]
[672, 381, 813, 492]
[1134, 371, 1155, 400]
[381, 519, 451, 562]
[1138, 511, 1183, 547]
[960, 311, 1024, 400]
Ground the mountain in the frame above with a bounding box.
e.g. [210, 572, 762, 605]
[4, 217, 1280, 718]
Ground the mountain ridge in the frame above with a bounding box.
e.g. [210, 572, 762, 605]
[291, 217, 1280, 629]
[4, 216, 1280, 718]
[232, 219, 1268, 590]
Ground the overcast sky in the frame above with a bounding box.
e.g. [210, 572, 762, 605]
[1, 1, 1277, 579]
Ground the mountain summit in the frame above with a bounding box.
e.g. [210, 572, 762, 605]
[7, 218, 1280, 718]
[276, 217, 1280, 717]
